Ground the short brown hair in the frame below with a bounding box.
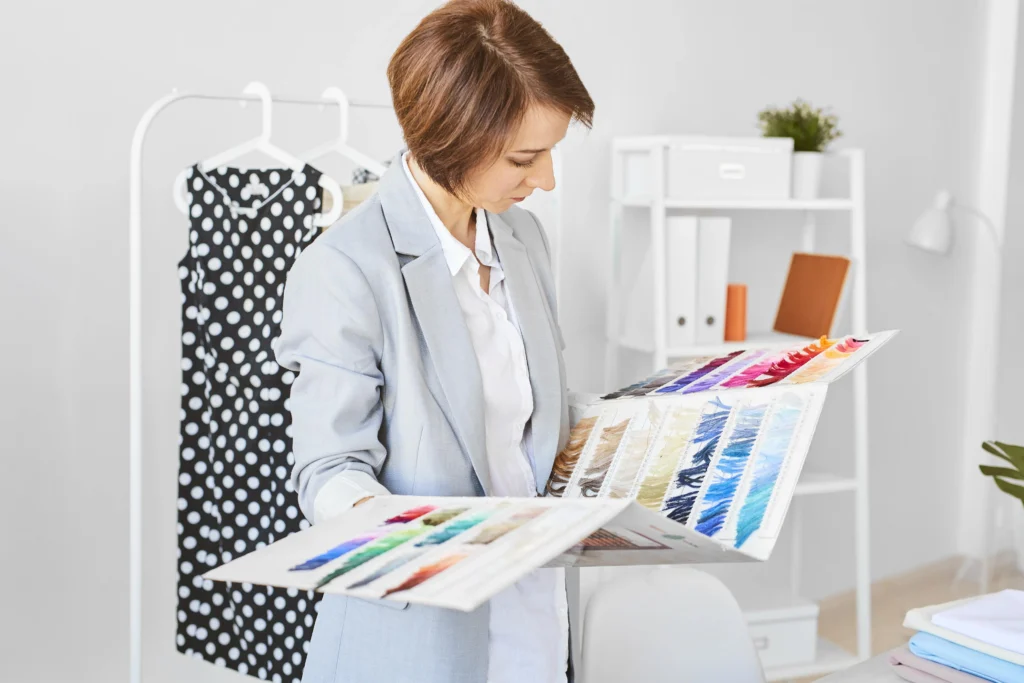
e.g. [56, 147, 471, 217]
[387, 0, 594, 196]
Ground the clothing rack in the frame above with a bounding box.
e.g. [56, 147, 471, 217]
[128, 88, 390, 683]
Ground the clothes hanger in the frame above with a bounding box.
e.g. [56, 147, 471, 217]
[302, 86, 389, 178]
[173, 82, 343, 227]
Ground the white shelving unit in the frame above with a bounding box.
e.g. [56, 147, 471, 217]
[603, 137, 871, 680]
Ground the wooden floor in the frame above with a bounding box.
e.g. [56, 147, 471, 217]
[804, 554, 1024, 681]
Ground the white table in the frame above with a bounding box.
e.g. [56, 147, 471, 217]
[817, 654, 901, 682]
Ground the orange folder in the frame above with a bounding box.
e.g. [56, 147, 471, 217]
[773, 253, 850, 339]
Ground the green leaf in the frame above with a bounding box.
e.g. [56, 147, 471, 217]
[982, 441, 1013, 463]
[994, 441, 1024, 466]
[979, 441, 1024, 504]
[756, 99, 842, 152]
[983, 441, 1024, 471]
[993, 476, 1024, 503]
[979, 465, 1024, 480]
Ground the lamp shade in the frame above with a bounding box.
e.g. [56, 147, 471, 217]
[906, 191, 953, 255]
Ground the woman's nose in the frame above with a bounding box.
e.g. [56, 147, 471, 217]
[525, 152, 556, 191]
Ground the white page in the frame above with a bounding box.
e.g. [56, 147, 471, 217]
[931, 590, 1024, 656]
[205, 495, 630, 612]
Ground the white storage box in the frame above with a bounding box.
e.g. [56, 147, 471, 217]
[617, 136, 794, 201]
[667, 136, 793, 201]
[727, 581, 819, 669]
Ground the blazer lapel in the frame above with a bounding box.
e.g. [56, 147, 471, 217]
[489, 211, 562, 493]
[378, 153, 491, 494]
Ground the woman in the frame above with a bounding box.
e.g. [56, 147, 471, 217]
[274, 1, 594, 681]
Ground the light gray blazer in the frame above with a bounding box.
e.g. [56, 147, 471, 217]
[275, 151, 571, 683]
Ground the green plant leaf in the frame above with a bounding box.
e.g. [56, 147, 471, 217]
[756, 99, 842, 152]
[983, 440, 1024, 471]
[979, 465, 1024, 480]
[993, 440, 1024, 465]
[992, 475, 1024, 503]
[982, 441, 1013, 463]
[979, 441, 1024, 504]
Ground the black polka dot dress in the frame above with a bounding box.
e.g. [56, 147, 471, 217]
[176, 164, 325, 682]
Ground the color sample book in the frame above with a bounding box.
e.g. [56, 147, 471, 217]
[206, 330, 895, 612]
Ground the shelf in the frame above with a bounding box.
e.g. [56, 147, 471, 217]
[617, 196, 855, 211]
[794, 472, 858, 496]
[764, 638, 860, 681]
[606, 142, 871, 674]
[616, 330, 816, 358]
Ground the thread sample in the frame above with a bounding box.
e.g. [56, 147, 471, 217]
[661, 399, 732, 523]
[735, 393, 805, 547]
[693, 403, 768, 536]
[546, 416, 599, 496]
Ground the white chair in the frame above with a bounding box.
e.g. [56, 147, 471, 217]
[567, 391, 601, 428]
[581, 566, 766, 683]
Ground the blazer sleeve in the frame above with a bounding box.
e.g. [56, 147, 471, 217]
[275, 242, 391, 523]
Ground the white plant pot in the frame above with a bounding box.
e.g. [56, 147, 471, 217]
[791, 151, 824, 199]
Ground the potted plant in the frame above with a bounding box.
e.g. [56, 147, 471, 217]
[979, 440, 1024, 572]
[757, 99, 842, 199]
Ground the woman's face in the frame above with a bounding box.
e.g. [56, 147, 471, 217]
[463, 104, 572, 213]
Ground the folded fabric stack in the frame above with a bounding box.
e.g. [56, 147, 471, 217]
[888, 589, 1024, 683]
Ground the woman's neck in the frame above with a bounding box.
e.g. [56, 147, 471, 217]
[408, 155, 476, 249]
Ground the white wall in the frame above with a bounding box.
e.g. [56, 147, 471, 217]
[557, 0, 987, 631]
[997, 3, 1024, 548]
[1002, 22, 1024, 447]
[0, 2, 989, 682]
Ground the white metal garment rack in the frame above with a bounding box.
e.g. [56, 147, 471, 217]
[128, 88, 390, 683]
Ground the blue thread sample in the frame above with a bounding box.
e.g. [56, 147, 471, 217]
[694, 403, 768, 537]
[654, 351, 744, 394]
[661, 398, 732, 524]
[734, 395, 804, 548]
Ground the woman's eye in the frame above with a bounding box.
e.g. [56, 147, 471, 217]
[510, 158, 535, 169]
